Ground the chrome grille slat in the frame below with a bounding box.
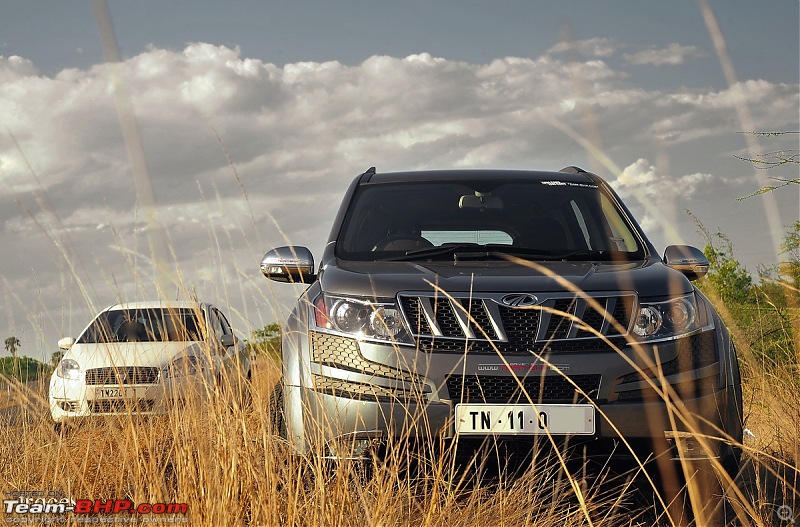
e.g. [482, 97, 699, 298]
[398, 292, 635, 352]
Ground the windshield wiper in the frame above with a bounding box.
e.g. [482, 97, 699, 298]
[385, 243, 483, 261]
[384, 244, 633, 263]
[385, 244, 556, 262]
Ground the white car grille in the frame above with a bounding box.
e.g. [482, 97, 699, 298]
[85, 366, 160, 385]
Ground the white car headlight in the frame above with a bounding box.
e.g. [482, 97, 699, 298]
[313, 294, 411, 344]
[633, 293, 701, 340]
[56, 358, 81, 380]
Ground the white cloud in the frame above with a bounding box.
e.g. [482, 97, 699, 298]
[547, 38, 619, 58]
[0, 44, 797, 352]
[613, 158, 715, 199]
[623, 43, 701, 66]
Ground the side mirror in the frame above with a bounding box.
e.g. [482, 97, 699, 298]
[220, 334, 237, 348]
[260, 246, 316, 284]
[58, 337, 75, 351]
[663, 245, 710, 280]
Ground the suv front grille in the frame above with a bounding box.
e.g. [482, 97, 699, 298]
[400, 293, 635, 353]
[85, 367, 160, 385]
[446, 374, 602, 404]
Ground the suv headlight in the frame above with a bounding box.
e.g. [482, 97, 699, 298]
[312, 293, 412, 344]
[633, 292, 704, 341]
[56, 358, 82, 380]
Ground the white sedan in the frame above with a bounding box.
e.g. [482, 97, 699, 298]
[49, 301, 251, 425]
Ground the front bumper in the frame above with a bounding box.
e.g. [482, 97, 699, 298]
[48, 372, 215, 423]
[287, 329, 736, 458]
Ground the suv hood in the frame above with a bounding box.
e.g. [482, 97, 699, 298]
[321, 259, 693, 299]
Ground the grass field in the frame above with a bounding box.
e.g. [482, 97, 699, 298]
[1, 337, 797, 527]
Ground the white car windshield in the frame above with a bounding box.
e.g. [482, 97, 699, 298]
[77, 308, 203, 343]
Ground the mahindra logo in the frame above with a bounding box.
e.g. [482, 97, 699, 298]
[500, 293, 539, 307]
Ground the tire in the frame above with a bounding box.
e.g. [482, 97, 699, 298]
[268, 381, 285, 438]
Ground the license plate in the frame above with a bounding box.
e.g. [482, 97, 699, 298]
[455, 404, 595, 435]
[93, 387, 146, 399]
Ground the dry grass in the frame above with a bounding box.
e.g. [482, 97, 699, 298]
[0, 343, 797, 527]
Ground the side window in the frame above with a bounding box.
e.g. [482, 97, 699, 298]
[216, 309, 233, 336]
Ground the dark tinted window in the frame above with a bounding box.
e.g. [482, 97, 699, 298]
[336, 180, 643, 260]
[78, 308, 204, 343]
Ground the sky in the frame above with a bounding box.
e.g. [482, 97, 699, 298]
[1, 1, 798, 360]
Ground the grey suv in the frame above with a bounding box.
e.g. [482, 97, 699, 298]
[261, 166, 742, 473]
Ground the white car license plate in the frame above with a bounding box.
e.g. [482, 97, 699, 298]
[93, 386, 146, 399]
[455, 404, 595, 435]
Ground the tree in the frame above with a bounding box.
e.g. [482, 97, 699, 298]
[50, 350, 65, 369]
[700, 232, 753, 305]
[4, 336, 21, 379]
[4, 336, 20, 357]
[248, 323, 282, 361]
[779, 220, 800, 291]
[0, 356, 49, 383]
[736, 131, 799, 200]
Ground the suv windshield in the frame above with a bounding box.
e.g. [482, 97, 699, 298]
[78, 308, 203, 343]
[336, 180, 645, 261]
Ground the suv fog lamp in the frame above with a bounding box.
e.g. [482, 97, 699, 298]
[324, 431, 384, 460]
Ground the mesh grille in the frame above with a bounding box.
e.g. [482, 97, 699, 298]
[417, 337, 629, 354]
[460, 298, 496, 339]
[403, 297, 432, 334]
[609, 297, 635, 336]
[497, 306, 538, 348]
[545, 298, 576, 340]
[310, 332, 417, 382]
[446, 374, 602, 404]
[575, 302, 606, 338]
[312, 374, 421, 403]
[434, 300, 462, 337]
[400, 293, 635, 353]
[89, 399, 156, 413]
[85, 367, 160, 385]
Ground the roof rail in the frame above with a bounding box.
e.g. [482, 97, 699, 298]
[360, 166, 377, 183]
[559, 166, 588, 174]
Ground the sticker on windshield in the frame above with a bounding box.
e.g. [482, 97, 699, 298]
[541, 181, 598, 189]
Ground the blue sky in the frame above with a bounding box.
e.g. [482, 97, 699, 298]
[0, 1, 798, 357]
[4, 1, 797, 85]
